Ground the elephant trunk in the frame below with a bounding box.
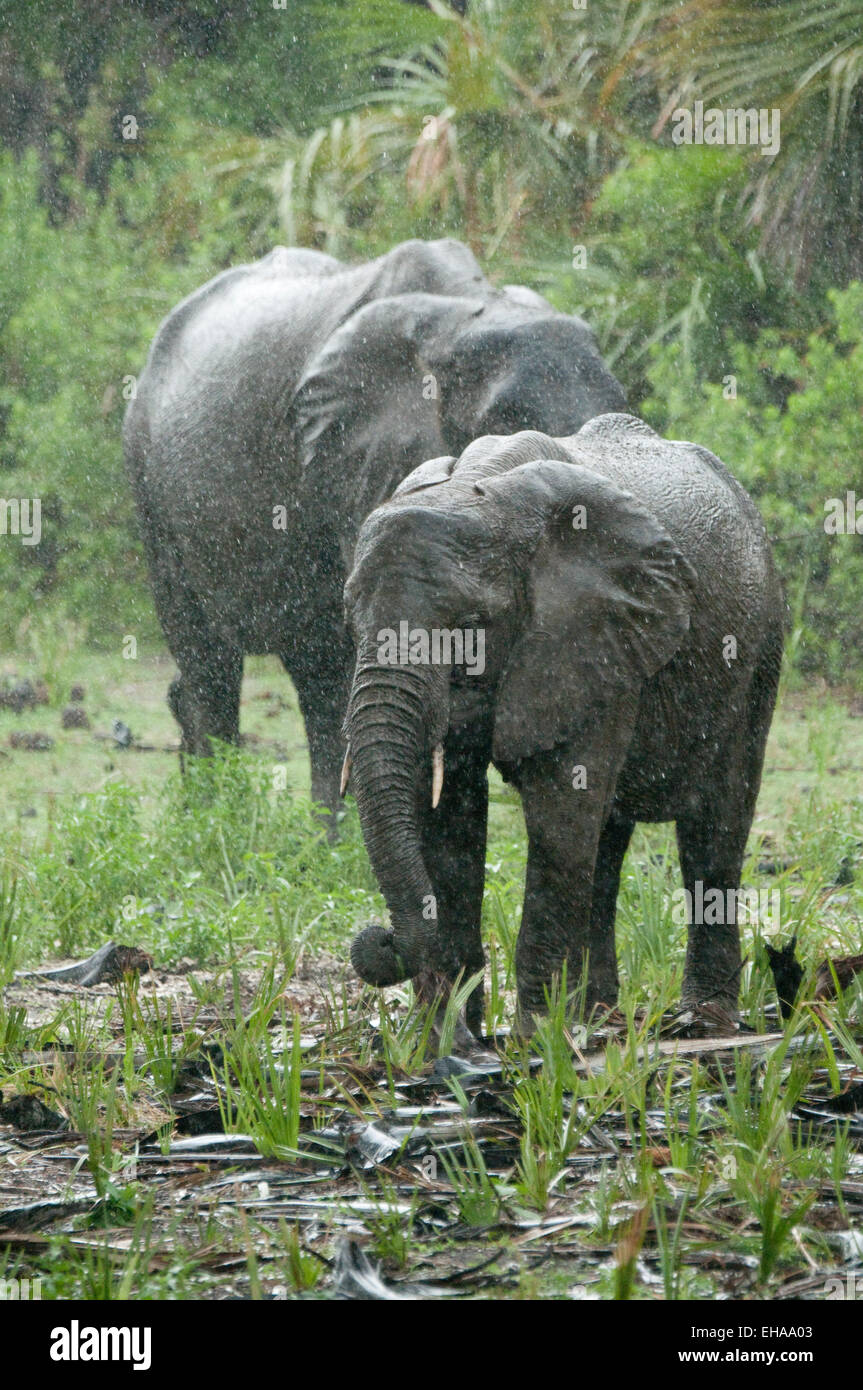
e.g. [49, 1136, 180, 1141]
[347, 651, 448, 987]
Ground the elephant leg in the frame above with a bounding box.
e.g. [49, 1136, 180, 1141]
[675, 814, 749, 1016]
[515, 699, 638, 1031]
[168, 643, 243, 757]
[283, 628, 353, 824]
[144, 545, 242, 756]
[587, 815, 635, 1007]
[135, 504, 244, 756]
[416, 734, 490, 1037]
[676, 653, 779, 1015]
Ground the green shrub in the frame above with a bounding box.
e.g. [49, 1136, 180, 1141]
[642, 282, 863, 682]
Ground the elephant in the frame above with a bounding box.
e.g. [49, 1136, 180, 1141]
[123, 239, 625, 815]
[342, 414, 785, 1036]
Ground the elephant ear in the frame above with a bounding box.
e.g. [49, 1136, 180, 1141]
[392, 454, 457, 496]
[485, 460, 697, 764]
[292, 293, 483, 532]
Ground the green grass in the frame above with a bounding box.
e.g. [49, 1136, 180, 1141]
[1, 642, 862, 1300]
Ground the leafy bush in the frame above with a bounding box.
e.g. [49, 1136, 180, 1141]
[642, 282, 863, 682]
[0, 144, 276, 650]
[18, 748, 382, 964]
[0, 2, 860, 686]
[570, 144, 803, 398]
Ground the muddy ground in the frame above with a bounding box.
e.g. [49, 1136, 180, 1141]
[2, 949, 863, 1301]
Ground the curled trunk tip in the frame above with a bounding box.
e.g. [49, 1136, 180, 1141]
[351, 923, 417, 986]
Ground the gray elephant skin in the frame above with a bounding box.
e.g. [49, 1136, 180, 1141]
[123, 239, 625, 811]
[343, 415, 784, 1035]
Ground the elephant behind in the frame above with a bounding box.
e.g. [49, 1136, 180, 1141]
[342, 415, 785, 1035]
[123, 239, 625, 812]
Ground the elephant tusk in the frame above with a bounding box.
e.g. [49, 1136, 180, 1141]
[431, 743, 444, 808]
[340, 747, 352, 798]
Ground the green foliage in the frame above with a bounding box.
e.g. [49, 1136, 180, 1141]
[0, 0, 861, 681]
[0, 703, 861, 1300]
[13, 747, 380, 965]
[0, 1, 440, 144]
[438, 1127, 503, 1226]
[0, 849, 24, 981]
[642, 282, 863, 681]
[574, 144, 800, 393]
[0, 151, 226, 648]
[644, 0, 863, 294]
[219, 1005, 305, 1157]
[276, 0, 661, 255]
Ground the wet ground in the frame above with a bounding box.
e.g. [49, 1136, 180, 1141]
[2, 953, 862, 1301]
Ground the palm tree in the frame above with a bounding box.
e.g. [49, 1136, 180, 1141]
[276, 0, 664, 258]
[646, 0, 863, 289]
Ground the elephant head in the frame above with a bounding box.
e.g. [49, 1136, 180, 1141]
[291, 293, 626, 545]
[342, 426, 696, 988]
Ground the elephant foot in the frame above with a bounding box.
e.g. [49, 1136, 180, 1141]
[513, 986, 616, 1044]
[665, 1000, 741, 1039]
[413, 968, 481, 1057]
[512, 1006, 542, 1044]
[583, 1001, 626, 1038]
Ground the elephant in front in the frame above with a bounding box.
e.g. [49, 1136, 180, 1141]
[342, 415, 784, 1035]
[123, 238, 625, 813]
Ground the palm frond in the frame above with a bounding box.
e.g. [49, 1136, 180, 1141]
[645, 0, 863, 287]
